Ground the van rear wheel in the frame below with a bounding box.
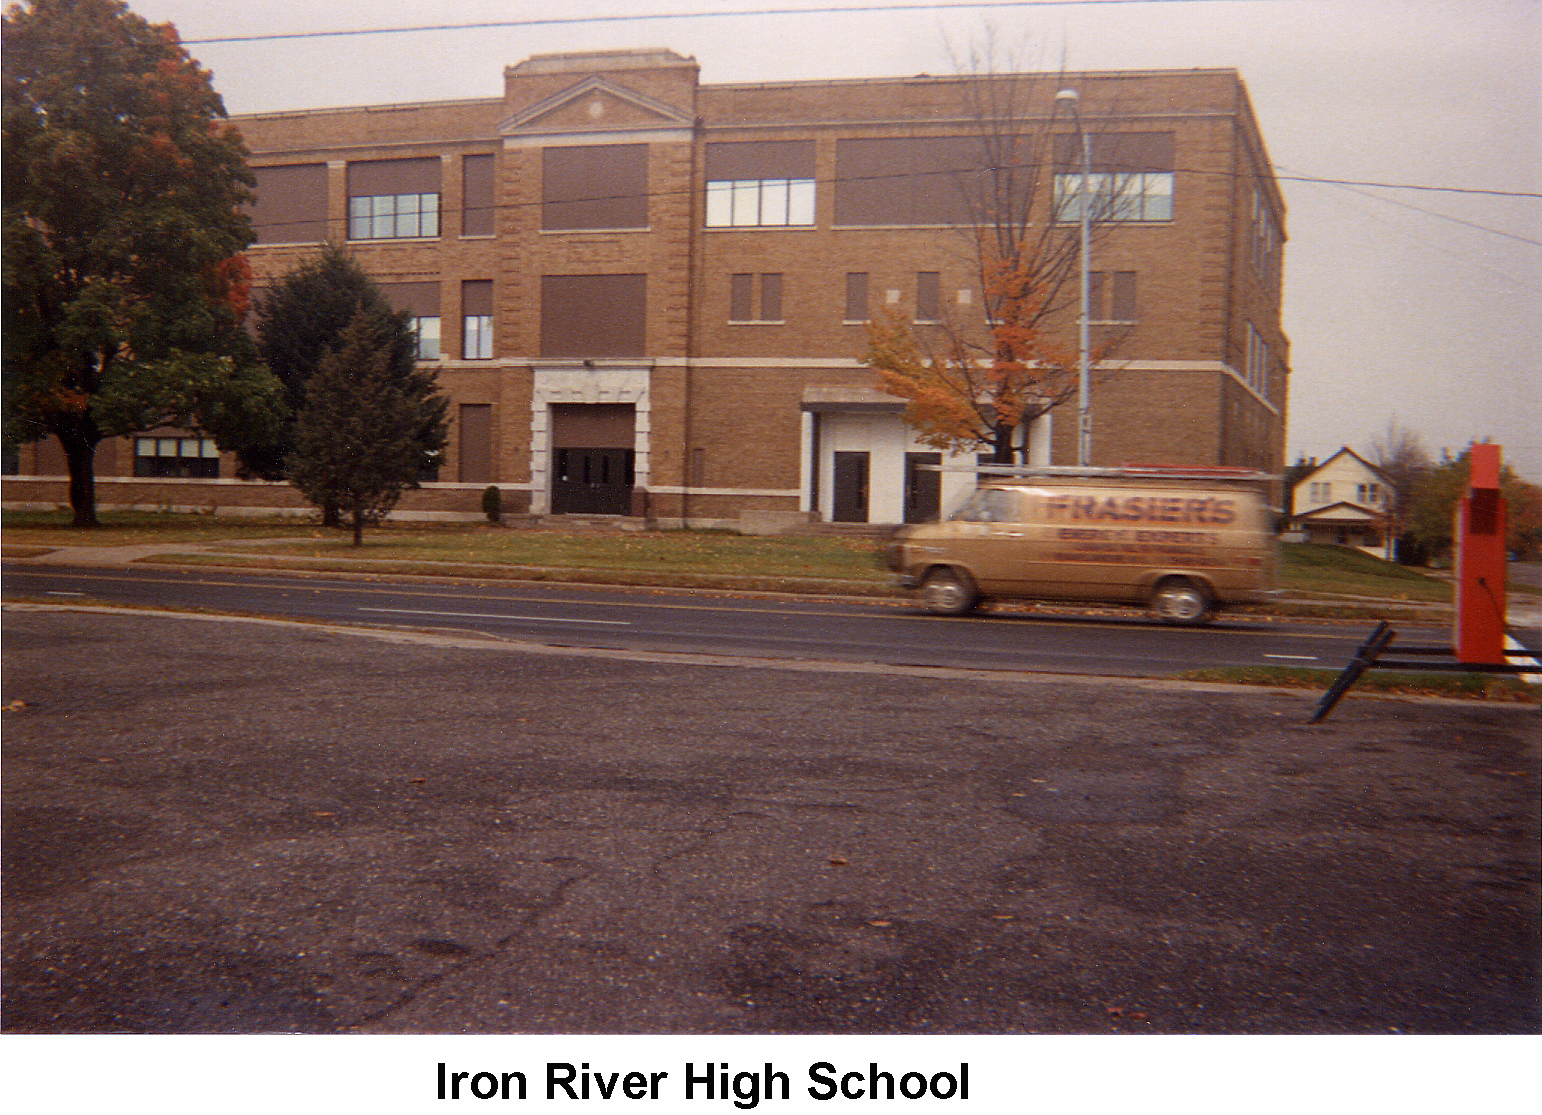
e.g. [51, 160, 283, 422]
[917, 567, 979, 615]
[1151, 577, 1212, 625]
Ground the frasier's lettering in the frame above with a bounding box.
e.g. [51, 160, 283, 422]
[684, 1064, 788, 1110]
[437, 1063, 527, 1100]
[806, 1063, 968, 1101]
[545, 1064, 666, 1100]
[1040, 491, 1238, 526]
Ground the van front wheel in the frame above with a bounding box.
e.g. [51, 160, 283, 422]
[917, 567, 979, 615]
[1151, 577, 1212, 625]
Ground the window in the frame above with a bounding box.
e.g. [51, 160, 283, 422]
[348, 158, 442, 240]
[729, 273, 783, 322]
[251, 164, 327, 244]
[1088, 271, 1137, 322]
[1245, 323, 1270, 395]
[705, 141, 816, 228]
[1053, 133, 1175, 223]
[1252, 185, 1281, 285]
[380, 282, 441, 360]
[540, 274, 646, 358]
[134, 437, 219, 478]
[915, 272, 940, 322]
[408, 316, 441, 360]
[1357, 482, 1381, 506]
[543, 144, 648, 231]
[462, 154, 496, 237]
[834, 136, 989, 226]
[844, 272, 869, 322]
[349, 193, 440, 240]
[1309, 481, 1330, 504]
[461, 280, 493, 359]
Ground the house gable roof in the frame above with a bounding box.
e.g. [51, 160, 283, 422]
[1297, 446, 1388, 486]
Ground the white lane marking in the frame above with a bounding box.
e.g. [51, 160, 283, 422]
[1503, 635, 1542, 684]
[46, 591, 85, 596]
[1263, 654, 1319, 661]
[358, 606, 631, 627]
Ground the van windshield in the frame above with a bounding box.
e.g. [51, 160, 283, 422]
[950, 488, 1019, 523]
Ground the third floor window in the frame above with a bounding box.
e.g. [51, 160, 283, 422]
[705, 141, 816, 228]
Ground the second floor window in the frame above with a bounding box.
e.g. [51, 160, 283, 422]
[730, 273, 784, 322]
[408, 315, 441, 360]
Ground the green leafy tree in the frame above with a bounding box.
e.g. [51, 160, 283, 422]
[1405, 443, 1537, 564]
[2, 0, 283, 525]
[285, 306, 448, 546]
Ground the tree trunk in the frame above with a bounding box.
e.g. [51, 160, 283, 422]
[323, 501, 342, 528]
[352, 509, 364, 547]
[990, 421, 1016, 465]
[58, 429, 101, 528]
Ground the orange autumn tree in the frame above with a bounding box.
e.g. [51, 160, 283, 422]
[862, 59, 1131, 466]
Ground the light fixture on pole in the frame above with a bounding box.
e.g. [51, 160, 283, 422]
[1054, 87, 1092, 466]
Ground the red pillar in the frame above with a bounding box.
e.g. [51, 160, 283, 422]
[1454, 443, 1507, 664]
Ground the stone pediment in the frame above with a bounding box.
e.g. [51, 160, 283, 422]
[500, 76, 694, 140]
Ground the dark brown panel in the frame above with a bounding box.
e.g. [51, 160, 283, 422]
[379, 282, 441, 316]
[458, 404, 492, 483]
[251, 164, 327, 244]
[540, 274, 646, 357]
[347, 158, 442, 195]
[542, 145, 648, 231]
[461, 154, 496, 236]
[916, 271, 940, 320]
[551, 403, 635, 449]
[834, 136, 988, 226]
[705, 140, 815, 181]
[461, 279, 493, 316]
[1110, 271, 1137, 320]
[760, 273, 783, 322]
[1052, 132, 1174, 173]
[1089, 271, 1108, 320]
[845, 272, 869, 321]
[730, 273, 754, 321]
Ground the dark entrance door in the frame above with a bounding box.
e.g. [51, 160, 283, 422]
[904, 452, 942, 522]
[832, 451, 870, 523]
[552, 447, 635, 515]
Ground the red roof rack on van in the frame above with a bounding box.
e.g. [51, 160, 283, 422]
[934, 464, 1277, 482]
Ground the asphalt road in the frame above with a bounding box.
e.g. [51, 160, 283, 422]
[0, 562, 1448, 677]
[3, 607, 1537, 1036]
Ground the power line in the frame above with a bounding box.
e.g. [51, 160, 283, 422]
[183, 1, 1254, 46]
[245, 156, 1542, 241]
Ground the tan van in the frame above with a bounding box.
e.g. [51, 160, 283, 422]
[885, 466, 1278, 624]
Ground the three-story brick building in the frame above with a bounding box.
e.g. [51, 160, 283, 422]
[4, 49, 1288, 527]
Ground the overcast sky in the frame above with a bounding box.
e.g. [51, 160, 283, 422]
[135, 0, 1542, 483]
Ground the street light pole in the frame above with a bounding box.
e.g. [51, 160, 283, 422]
[1055, 88, 1093, 466]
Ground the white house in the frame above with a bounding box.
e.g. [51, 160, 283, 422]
[1290, 447, 1391, 556]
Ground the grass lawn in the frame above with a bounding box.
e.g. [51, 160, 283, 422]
[1276, 542, 1453, 602]
[2, 510, 888, 582]
[1179, 664, 1540, 704]
[1, 510, 328, 548]
[7, 511, 1531, 603]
